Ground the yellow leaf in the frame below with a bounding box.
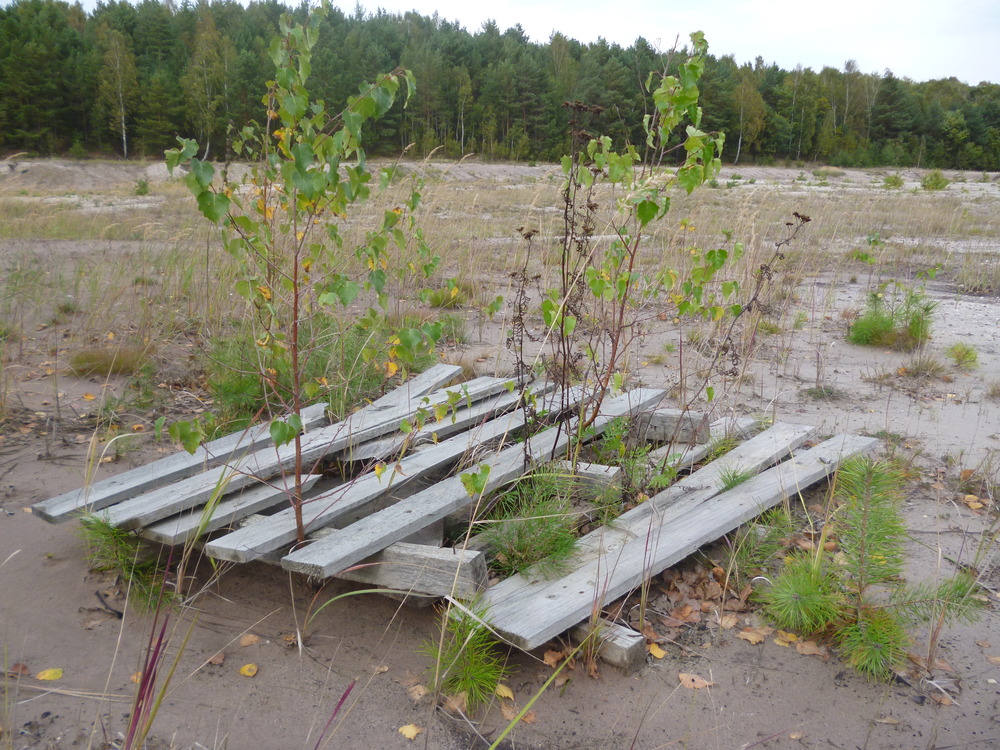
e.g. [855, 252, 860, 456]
[398, 724, 423, 740]
[736, 627, 769, 645]
[131, 424, 145, 433]
[648, 642, 667, 659]
[384, 361, 399, 378]
[36, 668, 63, 681]
[239, 663, 258, 677]
[495, 683, 514, 700]
[83, 393, 96, 401]
[678, 672, 713, 689]
[407, 684, 428, 703]
[130, 672, 142, 684]
[106, 332, 115, 340]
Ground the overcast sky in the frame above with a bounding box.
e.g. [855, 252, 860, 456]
[331, 0, 999, 85]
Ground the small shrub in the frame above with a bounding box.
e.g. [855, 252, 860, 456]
[438, 312, 467, 344]
[882, 173, 904, 189]
[481, 470, 578, 579]
[847, 286, 935, 351]
[945, 341, 978, 370]
[422, 604, 510, 713]
[135, 179, 150, 196]
[79, 515, 171, 610]
[921, 169, 949, 191]
[813, 166, 845, 178]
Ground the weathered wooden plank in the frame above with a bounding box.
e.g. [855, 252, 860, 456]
[99, 376, 512, 531]
[341, 381, 556, 463]
[569, 619, 646, 675]
[204, 387, 585, 562]
[334, 542, 488, 599]
[644, 416, 758, 474]
[32, 363, 463, 523]
[279, 388, 667, 579]
[549, 422, 815, 578]
[139, 475, 323, 546]
[634, 408, 710, 444]
[481, 434, 879, 650]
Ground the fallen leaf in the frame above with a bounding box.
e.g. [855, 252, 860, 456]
[874, 716, 900, 725]
[130, 672, 142, 684]
[521, 709, 537, 724]
[9, 663, 30, 676]
[988, 655, 1000, 665]
[500, 702, 519, 721]
[239, 663, 258, 677]
[648, 643, 667, 659]
[407, 684, 429, 703]
[239, 634, 260, 647]
[554, 674, 571, 688]
[398, 724, 423, 740]
[208, 652, 225, 666]
[960, 468, 976, 482]
[976, 640, 991, 649]
[736, 626, 771, 645]
[789, 731, 804, 740]
[495, 683, 514, 700]
[775, 630, 799, 647]
[83, 393, 96, 401]
[441, 692, 467, 714]
[796, 640, 827, 658]
[373, 665, 389, 674]
[131, 424, 145, 433]
[929, 692, 953, 706]
[717, 613, 738, 630]
[543, 650, 564, 668]
[678, 672, 713, 689]
[36, 668, 63, 681]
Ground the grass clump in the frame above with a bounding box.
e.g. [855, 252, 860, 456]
[481, 470, 578, 579]
[722, 507, 793, 589]
[422, 603, 510, 714]
[882, 173, 904, 189]
[760, 457, 981, 681]
[79, 515, 172, 611]
[804, 385, 843, 400]
[901, 351, 947, 379]
[920, 169, 950, 191]
[945, 341, 978, 370]
[718, 464, 755, 491]
[69, 346, 151, 377]
[847, 285, 935, 351]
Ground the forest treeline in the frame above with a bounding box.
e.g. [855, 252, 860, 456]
[2, 0, 999, 169]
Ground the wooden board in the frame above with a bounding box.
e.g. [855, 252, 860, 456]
[480, 433, 878, 650]
[96, 376, 513, 531]
[279, 388, 667, 578]
[31, 363, 463, 523]
[334, 542, 488, 599]
[204, 387, 585, 562]
[140, 475, 322, 546]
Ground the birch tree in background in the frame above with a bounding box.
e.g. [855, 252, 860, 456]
[97, 26, 138, 159]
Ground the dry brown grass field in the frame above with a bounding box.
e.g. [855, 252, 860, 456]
[1, 158, 999, 749]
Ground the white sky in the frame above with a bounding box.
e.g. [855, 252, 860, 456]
[332, 0, 999, 85]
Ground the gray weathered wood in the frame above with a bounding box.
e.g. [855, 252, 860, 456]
[99, 376, 512, 531]
[204, 387, 585, 562]
[334, 542, 487, 599]
[553, 461, 621, 502]
[481, 433, 879, 650]
[32, 363, 463, 523]
[342, 382, 555, 463]
[139, 475, 322, 546]
[634, 408, 710, 444]
[570, 619, 646, 675]
[279, 388, 666, 578]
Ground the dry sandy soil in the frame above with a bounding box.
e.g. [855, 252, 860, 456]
[2, 159, 1000, 750]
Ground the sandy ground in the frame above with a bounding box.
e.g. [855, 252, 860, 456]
[2, 160, 1000, 749]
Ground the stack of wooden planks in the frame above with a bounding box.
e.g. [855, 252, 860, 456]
[33, 364, 878, 668]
